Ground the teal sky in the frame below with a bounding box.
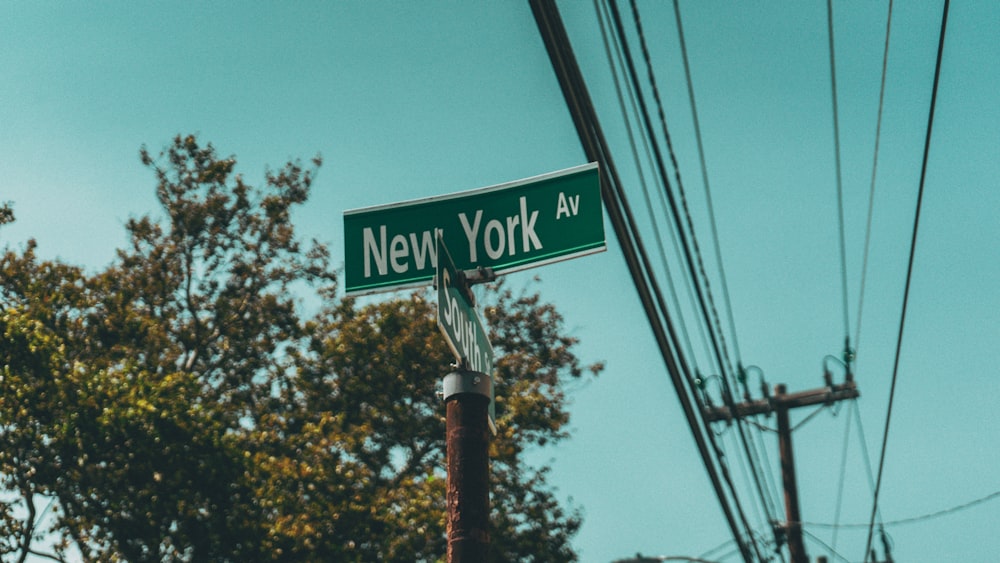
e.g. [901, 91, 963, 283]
[3, 2, 999, 562]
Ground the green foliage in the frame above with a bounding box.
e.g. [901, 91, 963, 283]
[0, 135, 601, 561]
[0, 202, 13, 227]
[0, 241, 89, 562]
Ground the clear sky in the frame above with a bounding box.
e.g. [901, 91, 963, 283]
[3, 2, 999, 562]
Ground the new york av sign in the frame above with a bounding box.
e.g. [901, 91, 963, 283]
[343, 163, 603, 294]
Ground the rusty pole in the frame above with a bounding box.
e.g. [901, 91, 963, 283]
[444, 369, 491, 562]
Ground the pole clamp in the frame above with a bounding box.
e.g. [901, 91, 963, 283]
[443, 370, 492, 402]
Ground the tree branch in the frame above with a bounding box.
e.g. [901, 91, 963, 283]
[27, 548, 67, 563]
[17, 486, 36, 563]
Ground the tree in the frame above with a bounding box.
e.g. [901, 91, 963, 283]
[1, 235, 99, 562]
[0, 135, 601, 561]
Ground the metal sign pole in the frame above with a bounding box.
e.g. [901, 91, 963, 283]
[443, 369, 492, 562]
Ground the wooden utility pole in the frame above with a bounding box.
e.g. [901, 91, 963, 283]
[703, 375, 859, 563]
[775, 384, 807, 563]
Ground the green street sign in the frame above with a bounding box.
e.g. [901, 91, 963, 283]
[344, 163, 603, 294]
[436, 234, 495, 433]
[436, 234, 493, 375]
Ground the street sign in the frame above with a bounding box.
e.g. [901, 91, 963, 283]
[436, 233, 495, 433]
[436, 235, 493, 375]
[344, 162, 603, 294]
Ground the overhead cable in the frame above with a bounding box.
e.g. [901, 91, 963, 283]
[826, 0, 852, 362]
[669, 6, 785, 531]
[854, 0, 895, 356]
[806, 489, 1000, 529]
[723, 419, 770, 537]
[671, 0, 743, 366]
[622, 1, 785, 546]
[528, 2, 755, 560]
[852, 400, 881, 515]
[610, 2, 773, 555]
[594, 0, 700, 366]
[864, 0, 951, 559]
[830, 398, 851, 556]
[661, 3, 784, 555]
[843, 7, 895, 548]
[610, 0, 735, 385]
[801, 529, 851, 563]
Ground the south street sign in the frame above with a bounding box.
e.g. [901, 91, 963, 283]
[436, 233, 496, 433]
[436, 234, 493, 375]
[343, 163, 603, 294]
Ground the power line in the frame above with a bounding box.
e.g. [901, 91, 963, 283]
[864, 1, 951, 559]
[830, 399, 881, 557]
[829, 397, 852, 555]
[698, 530, 785, 563]
[671, 1, 786, 530]
[613, 556, 723, 563]
[670, 0, 743, 366]
[528, 2, 756, 560]
[853, 0, 895, 356]
[742, 367, 784, 533]
[751, 418, 783, 528]
[613, 0, 735, 386]
[723, 419, 770, 537]
[698, 537, 737, 561]
[852, 401, 880, 514]
[805, 489, 1000, 529]
[741, 404, 829, 435]
[598, 0, 719, 374]
[653, 6, 786, 540]
[826, 0, 852, 361]
[598, 0, 779, 557]
[801, 528, 851, 563]
[596, 0, 724, 433]
[594, 0, 701, 367]
[615, 4, 779, 556]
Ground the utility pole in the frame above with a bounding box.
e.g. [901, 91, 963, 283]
[703, 373, 858, 563]
[776, 384, 807, 563]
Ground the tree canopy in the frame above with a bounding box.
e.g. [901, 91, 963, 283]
[0, 135, 602, 562]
